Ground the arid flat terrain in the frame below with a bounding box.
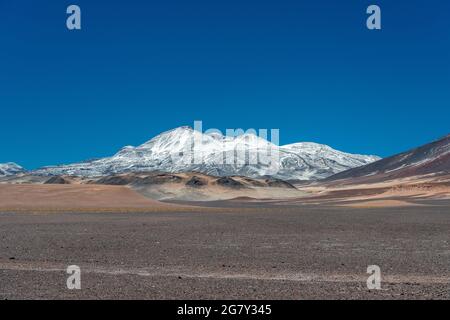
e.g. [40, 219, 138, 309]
[0, 184, 185, 213]
[0, 175, 449, 299]
[0, 201, 449, 299]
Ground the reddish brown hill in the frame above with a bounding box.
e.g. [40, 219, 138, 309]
[325, 134, 450, 184]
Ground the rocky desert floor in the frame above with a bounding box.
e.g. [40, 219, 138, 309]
[0, 197, 449, 299]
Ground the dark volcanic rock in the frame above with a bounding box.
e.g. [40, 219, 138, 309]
[215, 177, 245, 189]
[265, 178, 296, 189]
[92, 173, 184, 186]
[94, 175, 134, 185]
[139, 174, 183, 185]
[326, 134, 450, 183]
[241, 178, 265, 187]
[186, 176, 208, 188]
[44, 176, 71, 185]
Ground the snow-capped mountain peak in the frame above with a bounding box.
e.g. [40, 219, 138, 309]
[0, 162, 26, 176]
[32, 126, 381, 180]
[283, 142, 379, 162]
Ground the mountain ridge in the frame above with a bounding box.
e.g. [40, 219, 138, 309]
[0, 163, 26, 176]
[31, 126, 380, 180]
[325, 133, 450, 183]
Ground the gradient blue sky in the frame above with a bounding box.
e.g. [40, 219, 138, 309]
[1, 0, 449, 169]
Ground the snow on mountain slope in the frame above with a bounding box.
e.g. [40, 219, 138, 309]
[0, 163, 26, 176]
[33, 126, 380, 180]
[278, 142, 380, 180]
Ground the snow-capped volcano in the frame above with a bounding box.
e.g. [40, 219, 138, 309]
[0, 163, 26, 176]
[33, 126, 380, 180]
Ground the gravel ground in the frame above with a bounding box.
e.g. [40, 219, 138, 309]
[0, 204, 449, 299]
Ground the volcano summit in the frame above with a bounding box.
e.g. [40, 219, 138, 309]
[32, 126, 380, 181]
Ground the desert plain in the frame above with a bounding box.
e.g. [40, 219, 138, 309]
[0, 176, 449, 300]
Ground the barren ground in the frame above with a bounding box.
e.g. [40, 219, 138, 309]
[0, 184, 185, 213]
[0, 201, 449, 299]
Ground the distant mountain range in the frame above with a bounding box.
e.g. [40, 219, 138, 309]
[0, 163, 25, 176]
[2, 130, 449, 183]
[17, 126, 379, 181]
[326, 134, 450, 183]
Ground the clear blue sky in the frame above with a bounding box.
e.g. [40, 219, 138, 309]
[1, 0, 449, 169]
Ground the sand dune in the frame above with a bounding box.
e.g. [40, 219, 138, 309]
[337, 199, 420, 208]
[274, 175, 450, 208]
[0, 184, 182, 212]
[89, 172, 305, 201]
[1, 173, 448, 209]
